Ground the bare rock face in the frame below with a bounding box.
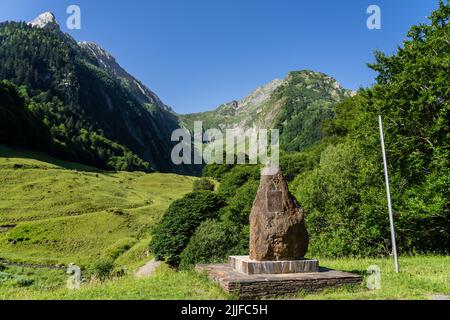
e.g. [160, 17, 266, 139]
[249, 166, 308, 261]
[29, 12, 60, 32]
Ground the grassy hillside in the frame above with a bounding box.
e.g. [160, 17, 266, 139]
[0, 145, 195, 267]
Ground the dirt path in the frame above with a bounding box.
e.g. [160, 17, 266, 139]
[430, 294, 449, 300]
[135, 259, 161, 277]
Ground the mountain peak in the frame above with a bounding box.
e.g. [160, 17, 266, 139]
[29, 12, 60, 31]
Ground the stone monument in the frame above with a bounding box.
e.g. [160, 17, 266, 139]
[196, 166, 362, 298]
[250, 166, 308, 261]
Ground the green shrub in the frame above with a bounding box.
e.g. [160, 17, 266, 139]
[0, 271, 14, 284]
[15, 277, 34, 287]
[221, 180, 258, 226]
[0, 271, 34, 287]
[150, 191, 226, 267]
[218, 165, 260, 198]
[192, 178, 215, 192]
[279, 140, 331, 182]
[202, 162, 235, 181]
[105, 238, 136, 260]
[179, 220, 231, 269]
[294, 141, 389, 257]
[90, 258, 115, 280]
[179, 172, 259, 268]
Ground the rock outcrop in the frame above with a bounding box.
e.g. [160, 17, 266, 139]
[29, 12, 60, 32]
[249, 166, 309, 261]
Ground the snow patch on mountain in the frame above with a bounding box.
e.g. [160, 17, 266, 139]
[29, 12, 60, 31]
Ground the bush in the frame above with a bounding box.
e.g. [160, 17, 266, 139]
[202, 163, 235, 181]
[15, 277, 34, 287]
[294, 141, 390, 257]
[179, 171, 260, 268]
[0, 271, 14, 284]
[221, 180, 259, 229]
[105, 238, 136, 260]
[90, 258, 115, 280]
[192, 178, 215, 192]
[179, 220, 231, 269]
[279, 140, 331, 182]
[0, 271, 34, 287]
[217, 165, 260, 198]
[150, 191, 226, 267]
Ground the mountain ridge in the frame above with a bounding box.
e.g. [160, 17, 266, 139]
[180, 70, 353, 152]
[0, 13, 189, 173]
[77, 41, 174, 113]
[3, 11, 354, 170]
[27, 12, 174, 114]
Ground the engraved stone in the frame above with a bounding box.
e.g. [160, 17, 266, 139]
[249, 166, 309, 261]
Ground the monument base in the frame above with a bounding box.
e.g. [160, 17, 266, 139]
[229, 256, 319, 275]
[196, 263, 363, 299]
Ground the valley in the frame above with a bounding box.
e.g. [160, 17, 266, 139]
[1, 2, 449, 301]
[0, 145, 195, 268]
[1, 145, 447, 301]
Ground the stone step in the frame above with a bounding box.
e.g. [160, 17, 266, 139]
[229, 256, 319, 275]
[196, 263, 363, 299]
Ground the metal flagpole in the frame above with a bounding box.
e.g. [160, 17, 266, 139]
[378, 114, 399, 273]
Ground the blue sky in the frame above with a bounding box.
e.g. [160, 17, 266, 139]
[0, 0, 439, 114]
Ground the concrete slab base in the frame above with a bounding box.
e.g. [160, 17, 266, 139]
[229, 256, 319, 275]
[196, 264, 363, 299]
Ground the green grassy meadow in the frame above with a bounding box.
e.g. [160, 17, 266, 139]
[1, 256, 448, 300]
[0, 145, 448, 300]
[0, 145, 195, 268]
[300, 256, 449, 300]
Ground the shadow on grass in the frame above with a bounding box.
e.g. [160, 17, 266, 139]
[0, 145, 102, 173]
[319, 266, 367, 277]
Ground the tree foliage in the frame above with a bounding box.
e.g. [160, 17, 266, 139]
[176, 2, 450, 263]
[0, 22, 183, 173]
[149, 191, 226, 266]
[192, 178, 215, 192]
[0, 80, 52, 150]
[294, 1, 450, 256]
[178, 166, 259, 268]
[273, 71, 352, 152]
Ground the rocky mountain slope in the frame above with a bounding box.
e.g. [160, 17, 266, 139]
[78, 41, 173, 113]
[181, 78, 285, 131]
[181, 70, 353, 152]
[28, 12, 60, 31]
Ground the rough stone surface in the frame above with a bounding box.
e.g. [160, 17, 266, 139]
[28, 12, 60, 32]
[249, 166, 308, 261]
[229, 256, 319, 275]
[196, 264, 363, 299]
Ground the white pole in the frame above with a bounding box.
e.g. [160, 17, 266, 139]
[378, 114, 399, 273]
